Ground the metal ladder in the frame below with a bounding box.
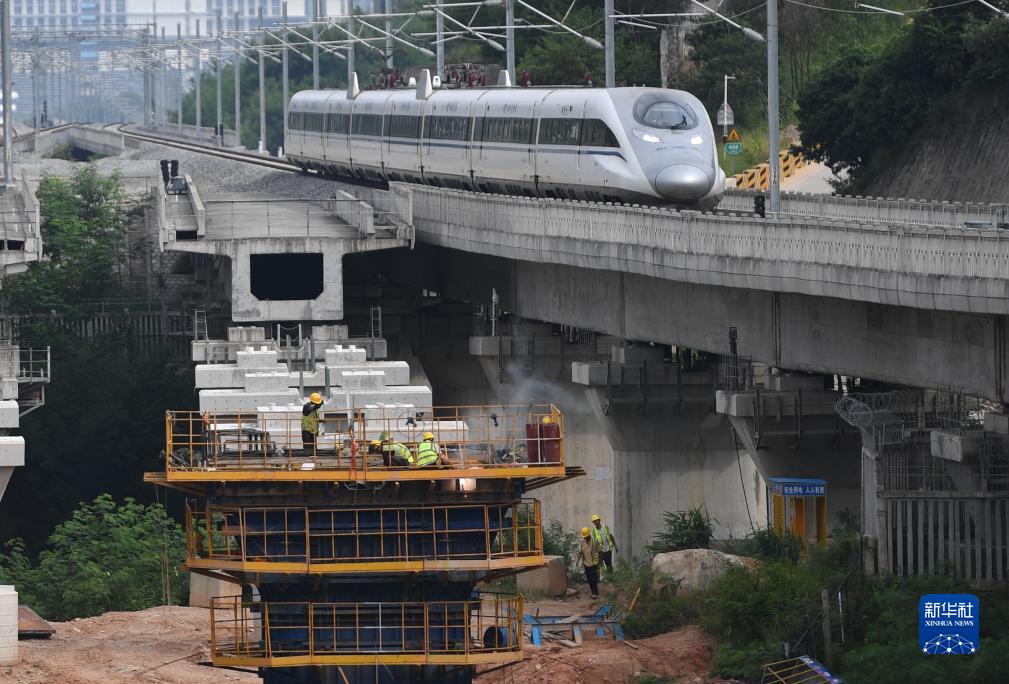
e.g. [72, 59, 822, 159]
[370, 305, 382, 340]
[193, 308, 208, 341]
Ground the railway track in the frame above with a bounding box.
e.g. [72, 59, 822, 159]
[115, 124, 305, 174]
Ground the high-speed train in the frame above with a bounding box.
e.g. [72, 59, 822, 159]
[285, 80, 725, 207]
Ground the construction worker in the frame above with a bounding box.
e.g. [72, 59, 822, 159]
[381, 431, 414, 467]
[577, 527, 601, 599]
[590, 514, 618, 576]
[301, 392, 324, 453]
[416, 431, 449, 467]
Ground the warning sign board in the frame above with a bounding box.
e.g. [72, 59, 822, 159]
[726, 127, 741, 143]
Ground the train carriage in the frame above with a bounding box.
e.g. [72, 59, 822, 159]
[286, 78, 724, 208]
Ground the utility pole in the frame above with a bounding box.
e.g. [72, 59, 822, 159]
[2, 0, 11, 184]
[767, 0, 780, 212]
[282, 2, 289, 136]
[216, 12, 223, 145]
[177, 23, 183, 133]
[311, 0, 320, 89]
[258, 5, 266, 153]
[722, 74, 735, 139]
[234, 11, 242, 147]
[504, 0, 514, 84]
[346, 15, 355, 88]
[604, 0, 614, 87]
[435, 0, 444, 81]
[195, 19, 202, 130]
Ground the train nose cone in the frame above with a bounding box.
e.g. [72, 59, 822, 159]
[654, 164, 712, 202]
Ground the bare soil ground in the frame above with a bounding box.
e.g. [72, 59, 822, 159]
[4, 606, 260, 684]
[476, 594, 727, 684]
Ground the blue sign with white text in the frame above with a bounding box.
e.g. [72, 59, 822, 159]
[919, 594, 979, 654]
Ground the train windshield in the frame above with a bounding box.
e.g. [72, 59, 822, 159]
[633, 95, 698, 131]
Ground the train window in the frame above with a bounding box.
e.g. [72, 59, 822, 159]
[426, 116, 469, 141]
[303, 112, 324, 132]
[471, 117, 483, 141]
[387, 114, 421, 138]
[326, 113, 349, 134]
[633, 94, 698, 130]
[539, 118, 581, 146]
[351, 113, 383, 136]
[288, 112, 302, 130]
[482, 117, 533, 144]
[581, 119, 619, 147]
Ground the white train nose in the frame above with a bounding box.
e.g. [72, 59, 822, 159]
[654, 164, 712, 202]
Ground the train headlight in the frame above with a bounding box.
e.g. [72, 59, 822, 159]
[632, 128, 662, 144]
[690, 135, 704, 145]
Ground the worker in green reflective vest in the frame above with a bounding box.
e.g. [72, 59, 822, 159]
[416, 431, 450, 467]
[301, 392, 324, 453]
[381, 431, 414, 467]
[590, 514, 618, 576]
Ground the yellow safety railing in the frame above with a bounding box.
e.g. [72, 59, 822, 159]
[164, 403, 564, 479]
[210, 594, 524, 666]
[187, 499, 544, 572]
[734, 151, 807, 191]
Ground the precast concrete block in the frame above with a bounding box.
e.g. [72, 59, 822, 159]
[517, 555, 566, 597]
[199, 388, 301, 413]
[341, 370, 387, 391]
[191, 341, 208, 363]
[236, 348, 279, 368]
[571, 361, 608, 386]
[0, 436, 25, 466]
[610, 345, 664, 365]
[984, 413, 1009, 435]
[325, 345, 368, 365]
[312, 325, 349, 341]
[930, 429, 981, 463]
[361, 403, 417, 420]
[329, 386, 433, 414]
[359, 418, 469, 445]
[0, 380, 17, 401]
[189, 574, 235, 608]
[468, 336, 500, 356]
[327, 361, 410, 387]
[0, 401, 19, 429]
[195, 364, 288, 388]
[245, 372, 293, 393]
[227, 326, 267, 342]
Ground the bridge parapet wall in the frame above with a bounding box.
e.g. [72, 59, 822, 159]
[403, 184, 1009, 314]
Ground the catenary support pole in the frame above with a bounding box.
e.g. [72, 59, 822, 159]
[195, 19, 202, 129]
[216, 12, 223, 144]
[436, 0, 444, 80]
[312, 0, 320, 89]
[234, 11, 242, 147]
[258, 5, 266, 153]
[177, 23, 183, 133]
[282, 2, 289, 136]
[767, 0, 780, 212]
[604, 0, 614, 87]
[2, 0, 12, 183]
[385, 0, 394, 69]
[505, 0, 515, 84]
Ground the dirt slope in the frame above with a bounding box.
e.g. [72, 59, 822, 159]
[4, 606, 259, 683]
[867, 91, 1009, 204]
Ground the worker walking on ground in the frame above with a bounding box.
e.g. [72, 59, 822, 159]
[578, 526, 602, 599]
[416, 431, 450, 467]
[380, 431, 414, 467]
[590, 514, 618, 578]
[301, 392, 324, 454]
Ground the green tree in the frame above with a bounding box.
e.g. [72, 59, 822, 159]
[4, 165, 126, 309]
[0, 494, 188, 621]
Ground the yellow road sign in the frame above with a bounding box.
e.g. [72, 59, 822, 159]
[726, 128, 741, 143]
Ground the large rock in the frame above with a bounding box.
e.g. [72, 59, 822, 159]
[651, 549, 754, 593]
[517, 555, 567, 597]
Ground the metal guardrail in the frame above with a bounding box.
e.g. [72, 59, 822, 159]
[187, 499, 543, 571]
[18, 347, 50, 382]
[165, 404, 564, 477]
[210, 594, 524, 666]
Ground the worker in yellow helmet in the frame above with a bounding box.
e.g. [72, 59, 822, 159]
[590, 514, 618, 578]
[415, 431, 449, 467]
[301, 392, 324, 454]
[380, 430, 413, 467]
[577, 526, 601, 599]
